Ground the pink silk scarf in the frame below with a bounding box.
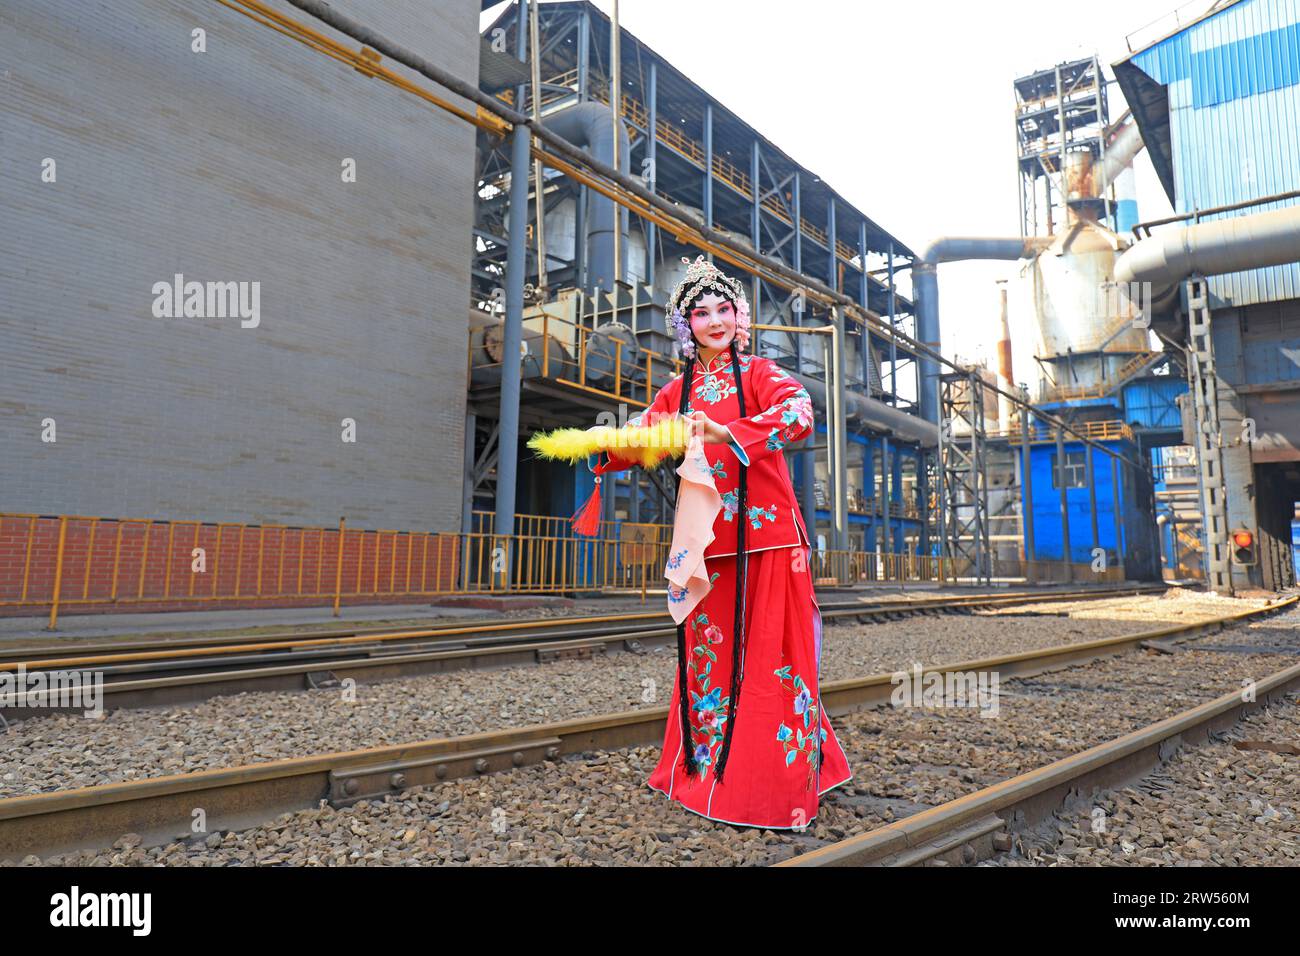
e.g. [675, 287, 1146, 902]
[663, 433, 722, 625]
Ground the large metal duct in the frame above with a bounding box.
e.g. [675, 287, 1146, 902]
[1115, 203, 1300, 309]
[1096, 118, 1146, 194]
[541, 102, 630, 293]
[792, 371, 939, 447]
[912, 237, 1053, 425]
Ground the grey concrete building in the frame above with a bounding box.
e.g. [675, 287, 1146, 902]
[1, 0, 479, 531]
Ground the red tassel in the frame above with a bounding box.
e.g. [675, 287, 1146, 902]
[571, 475, 602, 536]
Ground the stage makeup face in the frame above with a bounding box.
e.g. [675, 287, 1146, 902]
[688, 292, 736, 354]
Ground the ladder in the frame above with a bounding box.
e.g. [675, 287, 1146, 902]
[1186, 278, 1232, 593]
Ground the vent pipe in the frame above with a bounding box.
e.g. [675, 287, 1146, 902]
[913, 236, 1052, 425]
[541, 102, 631, 293]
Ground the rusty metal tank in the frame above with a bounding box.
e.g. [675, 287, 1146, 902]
[1010, 215, 1150, 397]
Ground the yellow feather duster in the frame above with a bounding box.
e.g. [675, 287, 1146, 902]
[527, 417, 691, 469]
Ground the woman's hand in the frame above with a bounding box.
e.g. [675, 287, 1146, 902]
[686, 410, 732, 445]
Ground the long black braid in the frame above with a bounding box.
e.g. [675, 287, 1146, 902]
[674, 356, 699, 778]
[672, 328, 750, 785]
[712, 337, 748, 785]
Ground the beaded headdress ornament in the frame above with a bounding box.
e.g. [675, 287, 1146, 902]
[665, 255, 751, 358]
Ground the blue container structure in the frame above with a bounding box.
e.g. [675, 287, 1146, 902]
[1021, 436, 1160, 574]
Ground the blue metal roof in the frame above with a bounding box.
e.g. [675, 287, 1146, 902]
[1115, 0, 1300, 307]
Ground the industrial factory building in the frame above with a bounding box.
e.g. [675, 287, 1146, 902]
[2, 0, 1299, 620]
[1114, 0, 1300, 591]
[470, 0, 934, 563]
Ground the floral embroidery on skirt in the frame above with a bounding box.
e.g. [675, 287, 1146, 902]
[646, 542, 852, 829]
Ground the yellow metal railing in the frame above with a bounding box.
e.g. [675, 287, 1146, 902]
[987, 420, 1135, 443]
[2, 511, 960, 628]
[1039, 353, 1158, 402]
[852, 497, 923, 520]
[469, 296, 683, 407]
[947, 555, 1127, 584]
[811, 549, 949, 585]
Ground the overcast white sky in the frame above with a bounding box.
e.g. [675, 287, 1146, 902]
[482, 0, 1192, 369]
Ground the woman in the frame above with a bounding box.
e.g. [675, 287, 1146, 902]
[597, 255, 852, 830]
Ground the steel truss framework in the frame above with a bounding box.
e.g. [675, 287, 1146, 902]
[938, 371, 991, 583]
[1014, 55, 1112, 238]
[472, 0, 932, 544]
[475, 3, 916, 379]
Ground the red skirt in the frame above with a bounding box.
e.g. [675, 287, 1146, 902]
[646, 538, 852, 829]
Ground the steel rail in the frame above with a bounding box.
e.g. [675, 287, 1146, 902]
[0, 588, 1163, 718]
[0, 591, 1276, 863]
[1, 586, 1157, 673]
[778, 596, 1300, 867]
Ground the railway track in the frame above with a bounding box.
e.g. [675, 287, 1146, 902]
[0, 589, 1284, 865]
[779, 600, 1300, 867]
[0, 585, 1161, 718]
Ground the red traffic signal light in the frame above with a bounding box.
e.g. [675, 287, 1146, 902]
[1231, 528, 1257, 566]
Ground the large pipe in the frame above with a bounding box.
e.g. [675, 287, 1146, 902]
[541, 101, 631, 293]
[793, 371, 940, 447]
[1115, 203, 1300, 309]
[1096, 118, 1145, 194]
[913, 237, 1052, 425]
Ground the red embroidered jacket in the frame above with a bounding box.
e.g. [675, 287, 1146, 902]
[600, 351, 815, 558]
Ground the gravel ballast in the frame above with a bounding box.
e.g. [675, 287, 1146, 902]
[7, 597, 1296, 866]
[0, 593, 1254, 799]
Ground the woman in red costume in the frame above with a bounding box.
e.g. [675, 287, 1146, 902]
[596, 255, 852, 830]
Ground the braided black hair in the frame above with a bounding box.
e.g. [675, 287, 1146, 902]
[672, 293, 749, 785]
[712, 337, 748, 785]
[674, 354, 699, 778]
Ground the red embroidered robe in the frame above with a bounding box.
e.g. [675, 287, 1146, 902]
[600, 350, 853, 829]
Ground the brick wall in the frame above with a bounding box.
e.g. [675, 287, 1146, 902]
[0, 514, 463, 617]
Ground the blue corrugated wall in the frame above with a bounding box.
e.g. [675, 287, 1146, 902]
[1130, 0, 1300, 307]
[1122, 378, 1187, 429]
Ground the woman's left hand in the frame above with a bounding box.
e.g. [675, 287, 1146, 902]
[687, 410, 732, 445]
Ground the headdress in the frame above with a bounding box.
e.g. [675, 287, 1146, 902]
[665, 255, 751, 358]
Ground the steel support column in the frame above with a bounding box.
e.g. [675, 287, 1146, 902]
[1111, 454, 1124, 577]
[831, 309, 849, 551]
[1087, 443, 1100, 566]
[939, 372, 990, 583]
[1056, 426, 1072, 582]
[1020, 400, 1036, 566]
[493, 0, 533, 589]
[645, 59, 657, 292]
